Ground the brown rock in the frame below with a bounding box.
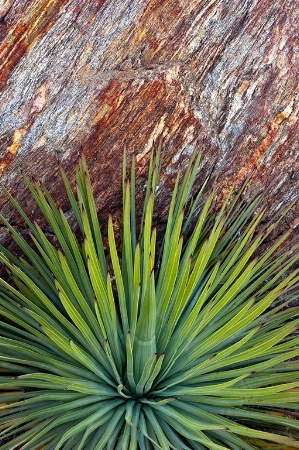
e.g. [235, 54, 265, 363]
[0, 0, 298, 254]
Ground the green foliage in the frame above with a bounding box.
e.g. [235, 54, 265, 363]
[0, 148, 299, 449]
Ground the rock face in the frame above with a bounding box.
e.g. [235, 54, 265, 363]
[0, 0, 298, 249]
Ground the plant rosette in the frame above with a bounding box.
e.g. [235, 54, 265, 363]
[0, 147, 299, 449]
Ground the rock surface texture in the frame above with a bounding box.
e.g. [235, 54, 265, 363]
[0, 0, 298, 250]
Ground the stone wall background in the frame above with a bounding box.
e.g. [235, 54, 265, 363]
[0, 0, 298, 252]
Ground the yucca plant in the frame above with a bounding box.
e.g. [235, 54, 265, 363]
[0, 147, 299, 450]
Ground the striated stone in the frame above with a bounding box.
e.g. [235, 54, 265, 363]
[0, 0, 298, 255]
